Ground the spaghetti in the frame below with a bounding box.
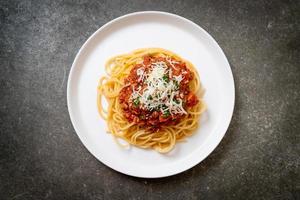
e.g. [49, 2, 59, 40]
[97, 48, 205, 153]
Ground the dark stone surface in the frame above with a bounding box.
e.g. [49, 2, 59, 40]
[0, 0, 299, 199]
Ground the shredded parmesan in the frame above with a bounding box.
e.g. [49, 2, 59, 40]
[166, 57, 179, 70]
[132, 60, 187, 115]
[136, 67, 145, 82]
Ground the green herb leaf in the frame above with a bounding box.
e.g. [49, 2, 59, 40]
[133, 97, 140, 106]
[174, 80, 179, 90]
[163, 110, 170, 118]
[162, 74, 169, 83]
[161, 104, 167, 110]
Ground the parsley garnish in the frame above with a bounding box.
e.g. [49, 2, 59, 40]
[133, 97, 140, 106]
[163, 110, 170, 118]
[174, 80, 179, 90]
[162, 74, 169, 83]
[161, 104, 167, 110]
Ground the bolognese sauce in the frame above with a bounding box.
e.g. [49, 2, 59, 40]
[119, 55, 198, 129]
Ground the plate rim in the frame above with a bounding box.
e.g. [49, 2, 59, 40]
[67, 11, 235, 178]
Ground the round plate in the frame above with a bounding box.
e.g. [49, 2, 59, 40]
[67, 11, 235, 178]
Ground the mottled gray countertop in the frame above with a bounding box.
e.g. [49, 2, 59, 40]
[1, 0, 299, 199]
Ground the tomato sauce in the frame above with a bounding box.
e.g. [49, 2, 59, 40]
[119, 56, 198, 129]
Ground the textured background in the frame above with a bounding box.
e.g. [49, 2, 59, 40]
[1, 0, 299, 199]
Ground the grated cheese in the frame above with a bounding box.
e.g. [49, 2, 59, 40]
[132, 60, 187, 115]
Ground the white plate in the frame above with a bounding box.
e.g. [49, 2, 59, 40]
[67, 11, 235, 178]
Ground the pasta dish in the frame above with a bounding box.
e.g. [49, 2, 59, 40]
[97, 48, 205, 153]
